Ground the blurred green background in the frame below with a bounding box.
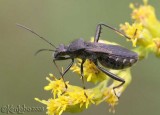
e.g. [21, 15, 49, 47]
[0, 0, 160, 115]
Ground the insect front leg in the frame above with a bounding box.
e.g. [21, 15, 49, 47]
[53, 57, 74, 88]
[95, 63, 125, 98]
[53, 57, 71, 76]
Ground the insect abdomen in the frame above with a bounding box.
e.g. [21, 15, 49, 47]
[98, 54, 138, 69]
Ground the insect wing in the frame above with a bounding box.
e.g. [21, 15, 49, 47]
[85, 43, 138, 58]
[85, 47, 112, 54]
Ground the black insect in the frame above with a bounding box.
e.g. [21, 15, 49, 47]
[17, 23, 138, 97]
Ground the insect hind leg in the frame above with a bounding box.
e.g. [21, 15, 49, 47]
[113, 81, 125, 98]
[95, 63, 125, 98]
[94, 23, 131, 43]
[94, 24, 102, 43]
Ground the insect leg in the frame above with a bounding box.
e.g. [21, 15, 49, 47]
[100, 23, 131, 40]
[53, 57, 71, 76]
[80, 59, 86, 89]
[53, 57, 74, 88]
[94, 23, 131, 43]
[94, 24, 102, 43]
[61, 58, 74, 77]
[95, 64, 125, 98]
[80, 59, 88, 97]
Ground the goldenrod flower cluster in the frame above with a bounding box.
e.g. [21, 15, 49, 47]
[35, 74, 97, 115]
[35, 0, 159, 115]
[120, 0, 160, 59]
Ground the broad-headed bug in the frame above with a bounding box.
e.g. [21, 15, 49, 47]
[17, 23, 138, 97]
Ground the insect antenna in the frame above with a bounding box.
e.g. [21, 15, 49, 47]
[16, 23, 56, 48]
[35, 49, 55, 55]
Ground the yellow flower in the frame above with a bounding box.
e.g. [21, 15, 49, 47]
[71, 59, 108, 84]
[120, 0, 160, 59]
[44, 73, 69, 98]
[130, 0, 155, 23]
[35, 97, 69, 115]
[35, 73, 97, 115]
[67, 89, 95, 109]
[36, 65, 132, 115]
[130, 0, 160, 37]
[103, 88, 118, 113]
[120, 22, 143, 47]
